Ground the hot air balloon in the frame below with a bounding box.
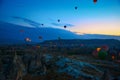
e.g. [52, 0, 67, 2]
[80, 44, 84, 47]
[111, 55, 115, 60]
[58, 19, 60, 22]
[19, 30, 24, 33]
[75, 6, 78, 10]
[109, 50, 117, 59]
[39, 36, 43, 40]
[116, 60, 120, 63]
[98, 51, 107, 60]
[64, 25, 67, 28]
[36, 45, 40, 49]
[92, 50, 98, 57]
[25, 37, 31, 42]
[41, 24, 44, 26]
[101, 45, 109, 51]
[93, 0, 97, 3]
[96, 48, 101, 52]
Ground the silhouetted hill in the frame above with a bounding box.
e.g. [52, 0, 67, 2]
[0, 21, 120, 45]
[80, 34, 120, 40]
[0, 21, 80, 45]
[41, 39, 120, 47]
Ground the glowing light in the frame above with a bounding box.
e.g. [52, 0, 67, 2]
[96, 48, 101, 52]
[112, 55, 115, 60]
[25, 37, 31, 42]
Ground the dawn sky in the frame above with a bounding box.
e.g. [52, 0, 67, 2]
[0, 0, 120, 35]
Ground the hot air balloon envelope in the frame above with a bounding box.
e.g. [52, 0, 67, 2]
[39, 36, 42, 40]
[93, 0, 97, 3]
[112, 55, 115, 60]
[41, 24, 44, 26]
[98, 51, 107, 60]
[36, 46, 40, 49]
[64, 25, 67, 28]
[80, 44, 84, 47]
[25, 38, 31, 42]
[92, 50, 98, 57]
[101, 45, 109, 51]
[58, 19, 60, 22]
[96, 48, 101, 52]
[75, 6, 78, 10]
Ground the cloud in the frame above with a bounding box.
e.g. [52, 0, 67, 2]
[49, 18, 75, 27]
[51, 23, 74, 27]
[12, 16, 43, 28]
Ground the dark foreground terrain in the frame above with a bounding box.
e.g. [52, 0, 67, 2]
[0, 39, 120, 80]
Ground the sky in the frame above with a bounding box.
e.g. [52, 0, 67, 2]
[0, 0, 120, 36]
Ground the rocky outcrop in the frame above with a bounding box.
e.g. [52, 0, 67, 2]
[1, 53, 120, 80]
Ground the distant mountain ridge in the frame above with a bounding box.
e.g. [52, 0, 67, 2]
[42, 39, 120, 47]
[79, 34, 120, 40]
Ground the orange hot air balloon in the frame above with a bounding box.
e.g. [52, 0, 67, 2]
[96, 48, 101, 52]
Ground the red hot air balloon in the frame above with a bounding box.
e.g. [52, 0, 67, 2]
[101, 45, 109, 51]
[93, 0, 97, 3]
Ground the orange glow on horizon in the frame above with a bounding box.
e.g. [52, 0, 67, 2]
[69, 20, 120, 36]
[73, 32, 120, 36]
